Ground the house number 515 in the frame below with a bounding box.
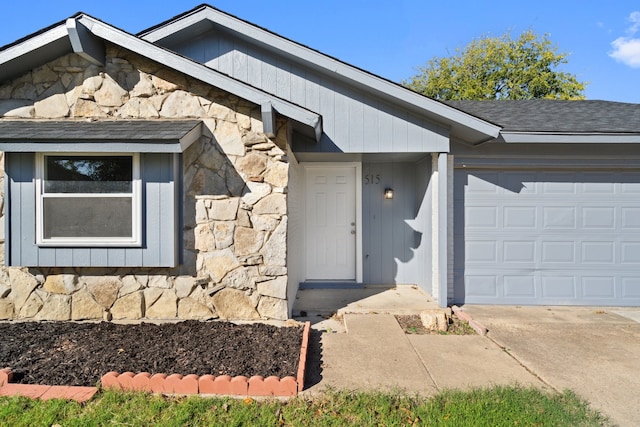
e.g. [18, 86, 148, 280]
[364, 174, 380, 184]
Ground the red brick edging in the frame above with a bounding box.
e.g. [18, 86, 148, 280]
[100, 321, 312, 397]
[0, 321, 311, 400]
[451, 306, 488, 335]
[0, 368, 97, 402]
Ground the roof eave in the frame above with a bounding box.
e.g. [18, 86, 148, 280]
[140, 6, 501, 145]
[0, 14, 322, 142]
[500, 132, 640, 144]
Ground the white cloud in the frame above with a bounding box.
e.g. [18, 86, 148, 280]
[610, 37, 640, 67]
[609, 11, 640, 67]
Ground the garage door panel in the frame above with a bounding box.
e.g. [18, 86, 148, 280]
[504, 276, 536, 297]
[621, 243, 640, 263]
[581, 241, 615, 263]
[582, 277, 615, 298]
[455, 168, 640, 306]
[504, 206, 537, 228]
[621, 208, 640, 228]
[465, 241, 498, 263]
[542, 207, 577, 229]
[541, 276, 576, 298]
[622, 278, 640, 298]
[465, 275, 498, 297]
[582, 207, 615, 228]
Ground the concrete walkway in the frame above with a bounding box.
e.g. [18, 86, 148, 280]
[296, 286, 640, 424]
[462, 305, 640, 427]
[303, 313, 545, 396]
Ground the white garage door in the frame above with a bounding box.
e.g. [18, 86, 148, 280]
[454, 169, 640, 306]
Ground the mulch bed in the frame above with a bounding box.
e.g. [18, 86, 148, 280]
[0, 321, 303, 387]
[395, 314, 477, 335]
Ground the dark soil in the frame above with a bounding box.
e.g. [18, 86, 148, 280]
[0, 321, 304, 387]
[395, 314, 476, 335]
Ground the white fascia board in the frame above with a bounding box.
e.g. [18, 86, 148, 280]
[141, 7, 500, 142]
[0, 24, 68, 65]
[500, 132, 640, 144]
[0, 142, 183, 153]
[78, 16, 322, 140]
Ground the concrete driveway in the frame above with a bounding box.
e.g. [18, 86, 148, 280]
[461, 305, 640, 427]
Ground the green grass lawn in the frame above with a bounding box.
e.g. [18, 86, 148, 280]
[0, 386, 609, 426]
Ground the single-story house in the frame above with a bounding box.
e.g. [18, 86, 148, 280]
[0, 5, 638, 322]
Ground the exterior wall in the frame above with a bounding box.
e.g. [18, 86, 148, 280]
[6, 152, 179, 268]
[0, 45, 291, 321]
[362, 160, 431, 286]
[285, 149, 305, 315]
[164, 30, 449, 154]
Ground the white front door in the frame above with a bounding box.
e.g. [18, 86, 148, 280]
[305, 166, 357, 280]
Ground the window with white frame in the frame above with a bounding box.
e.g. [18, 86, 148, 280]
[35, 153, 142, 246]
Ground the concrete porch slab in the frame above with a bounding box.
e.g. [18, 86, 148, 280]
[293, 285, 439, 331]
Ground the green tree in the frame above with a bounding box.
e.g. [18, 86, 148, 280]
[404, 30, 587, 100]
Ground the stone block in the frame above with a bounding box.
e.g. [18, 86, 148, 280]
[110, 291, 144, 320]
[119, 275, 143, 297]
[144, 287, 164, 309]
[241, 181, 271, 206]
[213, 221, 235, 249]
[17, 292, 43, 318]
[221, 267, 255, 290]
[261, 217, 287, 267]
[34, 93, 69, 118]
[194, 223, 215, 251]
[93, 76, 127, 107]
[85, 277, 121, 308]
[253, 193, 286, 215]
[211, 288, 260, 320]
[0, 299, 14, 319]
[35, 294, 71, 320]
[160, 90, 206, 117]
[259, 266, 287, 277]
[236, 153, 267, 177]
[257, 296, 288, 321]
[213, 120, 244, 156]
[257, 276, 287, 299]
[146, 290, 177, 319]
[148, 275, 172, 289]
[174, 276, 197, 299]
[44, 274, 79, 295]
[71, 289, 104, 320]
[208, 198, 239, 221]
[420, 309, 449, 332]
[234, 227, 265, 256]
[177, 297, 215, 320]
[203, 248, 240, 283]
[263, 161, 289, 188]
[250, 214, 278, 232]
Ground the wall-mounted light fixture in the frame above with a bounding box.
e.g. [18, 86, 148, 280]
[384, 188, 394, 199]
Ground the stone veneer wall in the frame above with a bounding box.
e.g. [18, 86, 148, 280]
[0, 45, 291, 321]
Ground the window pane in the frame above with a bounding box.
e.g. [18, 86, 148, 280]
[43, 197, 132, 238]
[45, 156, 132, 193]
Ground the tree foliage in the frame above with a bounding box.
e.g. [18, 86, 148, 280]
[404, 30, 587, 100]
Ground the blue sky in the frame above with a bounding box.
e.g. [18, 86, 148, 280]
[1, 1, 639, 102]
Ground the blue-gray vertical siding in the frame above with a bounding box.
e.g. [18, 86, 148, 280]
[362, 161, 430, 285]
[6, 152, 179, 268]
[166, 30, 449, 154]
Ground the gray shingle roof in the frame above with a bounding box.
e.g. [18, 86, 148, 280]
[444, 100, 640, 134]
[0, 120, 202, 142]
